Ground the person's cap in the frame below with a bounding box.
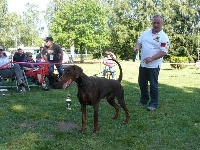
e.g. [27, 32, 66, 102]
[17, 48, 22, 50]
[45, 37, 53, 42]
[26, 52, 32, 57]
[0, 46, 3, 50]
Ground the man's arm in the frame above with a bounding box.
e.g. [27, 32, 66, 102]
[56, 44, 63, 63]
[134, 41, 141, 53]
[13, 53, 16, 62]
[43, 55, 49, 63]
[41, 49, 50, 64]
[143, 51, 167, 64]
[0, 57, 11, 69]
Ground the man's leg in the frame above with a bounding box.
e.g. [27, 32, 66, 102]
[0, 69, 13, 77]
[13, 64, 24, 80]
[148, 67, 160, 108]
[10, 64, 25, 87]
[48, 64, 54, 86]
[56, 64, 64, 77]
[138, 66, 149, 105]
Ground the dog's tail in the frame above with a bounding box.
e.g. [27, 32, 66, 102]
[112, 59, 122, 83]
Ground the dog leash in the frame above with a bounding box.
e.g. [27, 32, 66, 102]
[92, 71, 103, 77]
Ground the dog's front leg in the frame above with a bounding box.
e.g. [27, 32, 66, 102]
[79, 104, 86, 133]
[93, 104, 99, 133]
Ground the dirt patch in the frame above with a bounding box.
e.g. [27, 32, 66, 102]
[18, 122, 37, 129]
[58, 121, 77, 131]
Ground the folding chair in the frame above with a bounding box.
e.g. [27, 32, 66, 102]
[0, 67, 30, 93]
[0, 67, 17, 90]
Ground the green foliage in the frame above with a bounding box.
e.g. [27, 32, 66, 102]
[0, 1, 44, 48]
[50, 0, 110, 55]
[170, 56, 189, 69]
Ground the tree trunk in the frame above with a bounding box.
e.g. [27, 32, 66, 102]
[80, 43, 84, 63]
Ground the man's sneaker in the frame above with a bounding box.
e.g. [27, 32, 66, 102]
[147, 106, 156, 111]
[135, 101, 146, 106]
[42, 84, 50, 91]
[42, 86, 50, 91]
[20, 86, 26, 93]
[18, 79, 25, 86]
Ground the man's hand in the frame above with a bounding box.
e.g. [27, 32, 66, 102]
[143, 57, 153, 64]
[143, 51, 167, 64]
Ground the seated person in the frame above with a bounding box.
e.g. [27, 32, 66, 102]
[36, 46, 45, 63]
[102, 50, 116, 79]
[22, 52, 49, 90]
[0, 48, 26, 92]
[13, 48, 26, 67]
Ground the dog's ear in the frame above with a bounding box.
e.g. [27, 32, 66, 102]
[73, 65, 83, 78]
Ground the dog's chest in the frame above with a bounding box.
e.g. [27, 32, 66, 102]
[77, 88, 97, 105]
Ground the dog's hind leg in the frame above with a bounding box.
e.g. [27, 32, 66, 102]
[106, 93, 120, 120]
[115, 92, 129, 124]
[118, 100, 129, 124]
[80, 104, 87, 133]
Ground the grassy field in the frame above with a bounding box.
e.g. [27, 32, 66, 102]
[0, 61, 200, 150]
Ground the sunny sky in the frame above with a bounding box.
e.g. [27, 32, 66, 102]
[7, 0, 49, 14]
[7, 0, 50, 38]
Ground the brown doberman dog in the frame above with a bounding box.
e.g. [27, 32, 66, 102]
[59, 59, 129, 133]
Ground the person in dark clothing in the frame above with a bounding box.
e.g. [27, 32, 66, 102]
[42, 37, 64, 86]
[13, 48, 26, 67]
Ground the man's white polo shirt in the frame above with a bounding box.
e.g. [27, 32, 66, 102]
[138, 28, 170, 68]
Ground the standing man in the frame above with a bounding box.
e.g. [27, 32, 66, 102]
[42, 37, 64, 86]
[134, 15, 170, 111]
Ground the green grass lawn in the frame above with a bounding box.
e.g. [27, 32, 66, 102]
[0, 61, 200, 150]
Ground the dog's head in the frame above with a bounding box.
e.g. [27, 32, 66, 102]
[58, 65, 83, 88]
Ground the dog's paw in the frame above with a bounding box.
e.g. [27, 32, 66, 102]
[112, 116, 118, 120]
[123, 120, 129, 124]
[78, 128, 86, 133]
[93, 127, 100, 133]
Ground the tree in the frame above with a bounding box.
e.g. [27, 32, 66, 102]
[49, 0, 110, 61]
[0, 0, 44, 49]
[20, 3, 42, 46]
[0, 0, 11, 48]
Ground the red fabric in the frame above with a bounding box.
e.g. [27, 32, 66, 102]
[161, 43, 166, 47]
[39, 65, 49, 76]
[25, 68, 45, 83]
